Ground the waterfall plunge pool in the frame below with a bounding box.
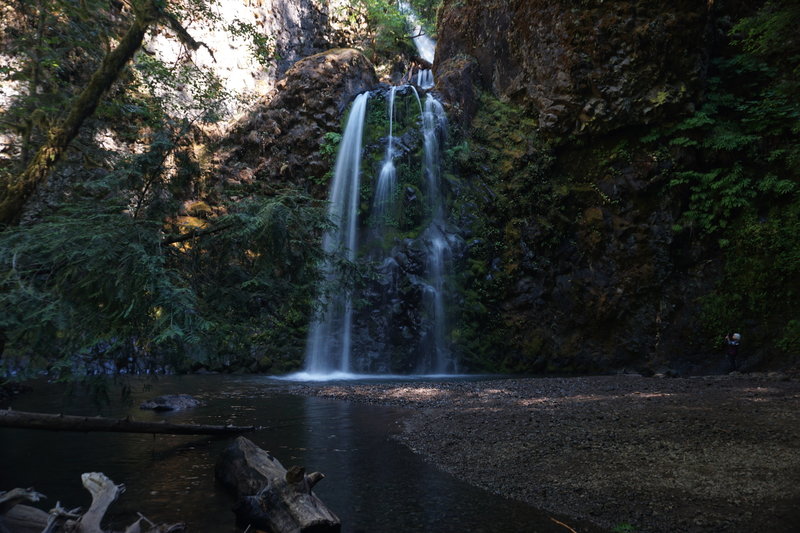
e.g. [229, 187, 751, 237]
[1, 375, 599, 532]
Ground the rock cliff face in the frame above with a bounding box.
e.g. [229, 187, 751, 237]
[435, 0, 716, 134]
[435, 1, 770, 374]
[219, 48, 378, 189]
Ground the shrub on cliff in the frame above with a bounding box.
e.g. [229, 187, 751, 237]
[643, 0, 800, 359]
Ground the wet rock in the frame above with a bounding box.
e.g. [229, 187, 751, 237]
[139, 394, 203, 411]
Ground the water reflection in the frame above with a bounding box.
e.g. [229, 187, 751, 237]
[0, 376, 604, 532]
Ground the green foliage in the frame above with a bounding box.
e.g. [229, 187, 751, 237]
[225, 19, 277, 68]
[0, 0, 270, 175]
[643, 2, 799, 238]
[320, 132, 343, 160]
[132, 49, 231, 124]
[732, 1, 800, 74]
[641, 0, 800, 358]
[179, 192, 329, 369]
[611, 524, 637, 533]
[340, 0, 415, 60]
[0, 203, 206, 374]
[0, 0, 314, 376]
[314, 132, 343, 186]
[699, 207, 800, 355]
[0, 0, 125, 170]
[0, 188, 328, 376]
[403, 0, 442, 39]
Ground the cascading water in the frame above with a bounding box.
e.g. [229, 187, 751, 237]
[373, 86, 397, 218]
[399, 1, 436, 64]
[302, 3, 457, 377]
[416, 69, 434, 89]
[419, 94, 454, 373]
[304, 92, 370, 375]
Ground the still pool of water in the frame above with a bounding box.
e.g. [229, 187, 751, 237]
[0, 375, 600, 532]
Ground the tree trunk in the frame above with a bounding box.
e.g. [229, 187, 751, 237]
[0, 409, 259, 435]
[0, 0, 159, 225]
[215, 437, 341, 533]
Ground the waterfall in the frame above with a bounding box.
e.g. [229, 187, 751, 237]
[420, 94, 454, 373]
[373, 86, 397, 218]
[416, 69, 434, 89]
[304, 92, 370, 375]
[301, 3, 456, 378]
[399, 1, 436, 64]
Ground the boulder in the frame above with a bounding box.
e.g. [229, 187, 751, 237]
[139, 394, 203, 411]
[219, 48, 378, 192]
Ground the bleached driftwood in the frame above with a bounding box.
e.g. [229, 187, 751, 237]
[77, 473, 123, 533]
[0, 503, 49, 533]
[0, 473, 184, 533]
[0, 489, 46, 515]
[215, 436, 340, 533]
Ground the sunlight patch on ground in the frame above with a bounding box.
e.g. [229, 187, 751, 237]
[516, 391, 675, 406]
[384, 387, 448, 401]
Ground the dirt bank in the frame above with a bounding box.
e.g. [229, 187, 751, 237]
[291, 374, 800, 533]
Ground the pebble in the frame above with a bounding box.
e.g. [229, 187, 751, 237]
[288, 374, 800, 533]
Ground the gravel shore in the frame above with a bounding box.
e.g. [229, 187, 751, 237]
[290, 374, 800, 533]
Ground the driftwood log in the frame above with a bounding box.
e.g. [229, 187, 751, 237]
[0, 473, 184, 533]
[0, 409, 258, 435]
[0, 488, 49, 533]
[215, 436, 341, 533]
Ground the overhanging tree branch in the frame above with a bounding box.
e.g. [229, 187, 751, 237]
[161, 222, 236, 246]
[0, 0, 205, 226]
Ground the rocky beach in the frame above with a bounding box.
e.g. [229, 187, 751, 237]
[291, 374, 800, 533]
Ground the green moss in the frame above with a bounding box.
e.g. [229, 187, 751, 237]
[449, 92, 558, 371]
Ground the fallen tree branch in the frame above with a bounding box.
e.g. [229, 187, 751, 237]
[549, 517, 578, 533]
[216, 437, 340, 533]
[1, 474, 185, 533]
[0, 409, 259, 435]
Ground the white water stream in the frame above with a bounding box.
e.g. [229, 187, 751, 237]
[302, 3, 455, 378]
[304, 93, 370, 374]
[399, 1, 436, 64]
[373, 86, 398, 218]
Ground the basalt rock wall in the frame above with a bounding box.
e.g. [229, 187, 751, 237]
[435, 0, 718, 134]
[437, 0, 774, 375]
[218, 48, 378, 191]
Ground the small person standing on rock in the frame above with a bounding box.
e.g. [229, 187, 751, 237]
[725, 332, 741, 372]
